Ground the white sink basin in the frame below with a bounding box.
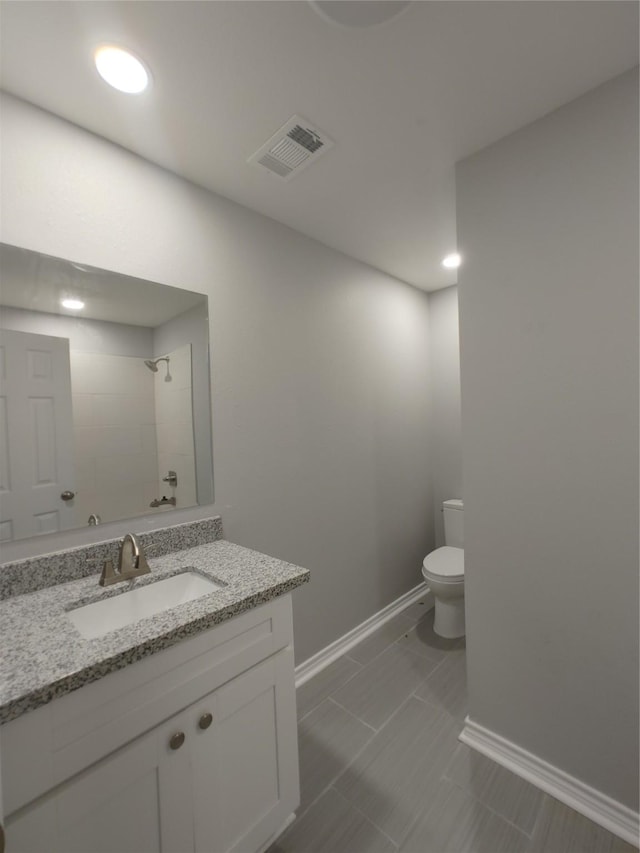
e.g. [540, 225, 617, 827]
[68, 571, 223, 639]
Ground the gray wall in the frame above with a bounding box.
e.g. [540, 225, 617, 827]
[0, 94, 435, 663]
[428, 286, 462, 546]
[457, 70, 639, 809]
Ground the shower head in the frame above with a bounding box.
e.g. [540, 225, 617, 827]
[143, 356, 171, 381]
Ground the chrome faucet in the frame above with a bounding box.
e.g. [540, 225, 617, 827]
[99, 533, 152, 587]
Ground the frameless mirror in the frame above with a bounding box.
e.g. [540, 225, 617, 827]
[0, 243, 213, 543]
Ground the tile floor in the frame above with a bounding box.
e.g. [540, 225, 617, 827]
[271, 600, 638, 853]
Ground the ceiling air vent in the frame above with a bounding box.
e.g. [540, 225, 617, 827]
[248, 115, 334, 181]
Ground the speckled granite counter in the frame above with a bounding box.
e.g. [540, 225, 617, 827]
[0, 516, 225, 600]
[0, 537, 309, 724]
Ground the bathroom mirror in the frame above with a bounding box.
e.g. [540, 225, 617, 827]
[0, 243, 214, 543]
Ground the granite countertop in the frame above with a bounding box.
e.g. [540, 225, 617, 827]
[0, 539, 309, 724]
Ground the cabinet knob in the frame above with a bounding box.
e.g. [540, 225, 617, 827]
[198, 712, 213, 730]
[169, 731, 185, 750]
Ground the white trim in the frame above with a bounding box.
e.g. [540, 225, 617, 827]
[295, 582, 433, 688]
[460, 717, 639, 846]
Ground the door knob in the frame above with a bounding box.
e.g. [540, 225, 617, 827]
[60, 490, 75, 501]
[198, 712, 213, 730]
[169, 731, 185, 750]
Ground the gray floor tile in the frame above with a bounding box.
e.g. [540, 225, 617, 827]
[443, 743, 545, 836]
[335, 696, 460, 844]
[527, 795, 639, 853]
[271, 787, 397, 853]
[414, 647, 468, 721]
[331, 643, 440, 730]
[397, 607, 466, 662]
[297, 655, 362, 720]
[297, 699, 375, 814]
[287, 610, 636, 853]
[349, 613, 417, 665]
[402, 597, 433, 622]
[399, 777, 530, 853]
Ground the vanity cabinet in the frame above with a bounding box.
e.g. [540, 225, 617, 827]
[1, 596, 299, 853]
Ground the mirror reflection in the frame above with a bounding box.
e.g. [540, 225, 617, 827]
[0, 244, 213, 542]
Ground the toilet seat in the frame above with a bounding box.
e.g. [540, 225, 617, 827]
[422, 546, 464, 581]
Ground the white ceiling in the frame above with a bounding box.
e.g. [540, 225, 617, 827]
[0, 244, 206, 327]
[0, 1, 637, 291]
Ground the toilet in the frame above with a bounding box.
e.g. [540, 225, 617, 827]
[422, 499, 465, 639]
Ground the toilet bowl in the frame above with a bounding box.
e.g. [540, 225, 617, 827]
[422, 499, 465, 639]
[422, 546, 465, 639]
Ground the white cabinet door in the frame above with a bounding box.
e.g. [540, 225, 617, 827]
[6, 721, 194, 853]
[191, 649, 300, 853]
[5, 643, 299, 853]
[0, 329, 75, 541]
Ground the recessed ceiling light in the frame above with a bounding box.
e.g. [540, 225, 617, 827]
[94, 45, 150, 94]
[61, 298, 85, 311]
[442, 253, 462, 269]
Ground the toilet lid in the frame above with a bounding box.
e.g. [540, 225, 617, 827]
[422, 546, 464, 578]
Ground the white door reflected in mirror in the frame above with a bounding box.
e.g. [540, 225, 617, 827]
[0, 329, 75, 540]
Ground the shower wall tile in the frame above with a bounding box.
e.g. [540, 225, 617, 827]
[94, 453, 158, 489]
[71, 352, 158, 525]
[71, 393, 93, 427]
[74, 425, 97, 458]
[74, 456, 96, 493]
[68, 352, 93, 395]
[153, 344, 196, 509]
[70, 352, 149, 396]
[92, 425, 144, 455]
[155, 387, 192, 424]
[141, 424, 158, 449]
[92, 393, 155, 427]
[156, 421, 195, 455]
[69, 347, 197, 525]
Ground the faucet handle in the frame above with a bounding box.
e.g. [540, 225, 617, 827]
[99, 559, 118, 587]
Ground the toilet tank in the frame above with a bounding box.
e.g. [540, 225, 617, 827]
[443, 499, 464, 547]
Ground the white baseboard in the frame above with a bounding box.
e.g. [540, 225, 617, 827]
[460, 717, 639, 847]
[295, 582, 434, 688]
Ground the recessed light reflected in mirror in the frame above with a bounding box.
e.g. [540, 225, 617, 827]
[94, 45, 150, 94]
[61, 298, 85, 310]
[310, 1, 411, 28]
[442, 253, 462, 269]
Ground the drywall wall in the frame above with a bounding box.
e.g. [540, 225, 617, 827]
[0, 94, 434, 663]
[428, 286, 462, 545]
[457, 70, 638, 810]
